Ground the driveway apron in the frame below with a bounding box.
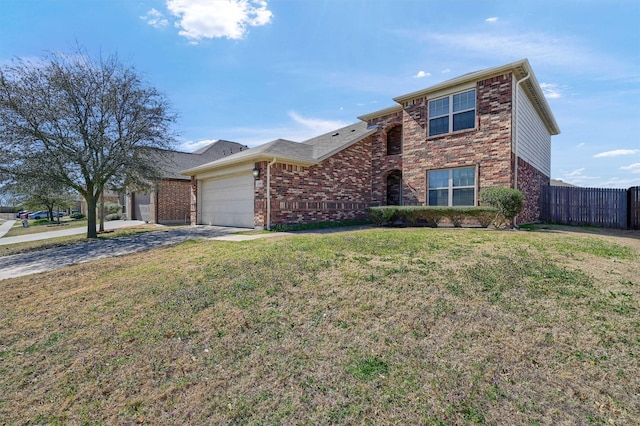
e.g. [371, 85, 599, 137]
[0, 226, 246, 280]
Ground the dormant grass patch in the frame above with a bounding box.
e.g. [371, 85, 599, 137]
[0, 226, 638, 425]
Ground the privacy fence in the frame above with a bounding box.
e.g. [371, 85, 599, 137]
[541, 185, 640, 230]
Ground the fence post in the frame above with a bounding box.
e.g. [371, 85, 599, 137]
[629, 186, 640, 230]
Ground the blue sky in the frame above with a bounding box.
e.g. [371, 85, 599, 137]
[1, 0, 639, 188]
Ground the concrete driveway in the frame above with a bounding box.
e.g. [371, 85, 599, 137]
[0, 225, 252, 280]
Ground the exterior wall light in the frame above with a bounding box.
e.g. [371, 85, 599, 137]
[252, 166, 260, 179]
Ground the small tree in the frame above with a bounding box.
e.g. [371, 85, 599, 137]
[0, 47, 175, 238]
[12, 174, 75, 222]
[479, 187, 524, 228]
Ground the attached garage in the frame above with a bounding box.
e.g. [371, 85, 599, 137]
[199, 172, 254, 228]
[131, 192, 151, 223]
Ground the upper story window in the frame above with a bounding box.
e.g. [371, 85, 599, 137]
[386, 125, 402, 155]
[428, 89, 476, 137]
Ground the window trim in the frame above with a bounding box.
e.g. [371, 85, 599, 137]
[428, 89, 477, 137]
[427, 166, 478, 207]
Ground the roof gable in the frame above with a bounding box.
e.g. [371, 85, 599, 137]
[391, 59, 559, 135]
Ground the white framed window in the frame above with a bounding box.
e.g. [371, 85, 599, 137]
[427, 166, 476, 206]
[428, 89, 476, 137]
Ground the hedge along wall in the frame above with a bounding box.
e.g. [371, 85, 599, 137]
[366, 206, 500, 228]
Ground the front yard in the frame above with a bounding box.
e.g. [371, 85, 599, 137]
[0, 226, 638, 424]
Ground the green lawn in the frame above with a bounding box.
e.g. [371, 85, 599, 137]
[0, 226, 638, 425]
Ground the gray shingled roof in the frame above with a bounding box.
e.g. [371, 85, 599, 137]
[181, 122, 377, 175]
[302, 121, 376, 161]
[159, 140, 247, 180]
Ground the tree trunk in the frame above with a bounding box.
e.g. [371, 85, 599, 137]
[86, 195, 98, 239]
[99, 192, 105, 233]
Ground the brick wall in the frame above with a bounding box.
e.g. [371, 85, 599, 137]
[156, 179, 191, 224]
[392, 73, 514, 205]
[517, 157, 549, 224]
[255, 137, 374, 226]
[368, 111, 403, 206]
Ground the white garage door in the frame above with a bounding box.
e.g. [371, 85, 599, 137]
[200, 173, 254, 228]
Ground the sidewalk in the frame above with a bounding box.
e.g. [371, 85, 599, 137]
[0, 219, 16, 239]
[0, 220, 147, 245]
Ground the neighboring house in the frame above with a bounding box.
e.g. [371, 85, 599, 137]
[182, 59, 559, 229]
[127, 140, 247, 224]
[550, 179, 577, 187]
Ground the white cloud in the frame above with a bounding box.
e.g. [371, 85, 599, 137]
[441, 68, 451, 74]
[141, 8, 169, 28]
[576, 142, 585, 148]
[413, 70, 431, 78]
[594, 149, 640, 158]
[564, 168, 586, 177]
[416, 30, 610, 73]
[166, 0, 273, 41]
[178, 139, 219, 152]
[182, 113, 350, 148]
[620, 163, 640, 173]
[559, 168, 602, 186]
[288, 111, 347, 135]
[540, 82, 561, 99]
[485, 17, 498, 23]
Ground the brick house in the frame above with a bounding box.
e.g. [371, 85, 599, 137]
[182, 59, 559, 229]
[126, 140, 247, 224]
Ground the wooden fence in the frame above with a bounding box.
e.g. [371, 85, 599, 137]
[541, 186, 640, 230]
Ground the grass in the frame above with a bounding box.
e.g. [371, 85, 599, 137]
[0, 226, 638, 424]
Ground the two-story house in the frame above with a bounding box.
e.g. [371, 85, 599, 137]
[182, 59, 559, 228]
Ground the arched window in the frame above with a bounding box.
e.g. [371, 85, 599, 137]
[386, 126, 402, 156]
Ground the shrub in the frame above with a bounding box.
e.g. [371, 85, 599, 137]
[104, 202, 122, 215]
[105, 213, 121, 221]
[70, 213, 85, 219]
[479, 187, 524, 228]
[365, 207, 397, 226]
[366, 206, 498, 228]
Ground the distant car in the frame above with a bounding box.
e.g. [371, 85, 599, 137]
[16, 210, 29, 218]
[28, 211, 48, 220]
[29, 211, 65, 220]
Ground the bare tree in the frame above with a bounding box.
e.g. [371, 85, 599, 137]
[0, 47, 176, 237]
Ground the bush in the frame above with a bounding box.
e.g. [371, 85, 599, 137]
[365, 207, 397, 226]
[479, 187, 524, 228]
[366, 206, 498, 228]
[105, 213, 121, 221]
[104, 202, 122, 215]
[70, 213, 85, 219]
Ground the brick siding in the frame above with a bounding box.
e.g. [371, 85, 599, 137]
[517, 157, 549, 223]
[156, 179, 191, 224]
[398, 74, 514, 205]
[254, 137, 374, 227]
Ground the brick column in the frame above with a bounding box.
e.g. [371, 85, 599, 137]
[190, 176, 197, 226]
